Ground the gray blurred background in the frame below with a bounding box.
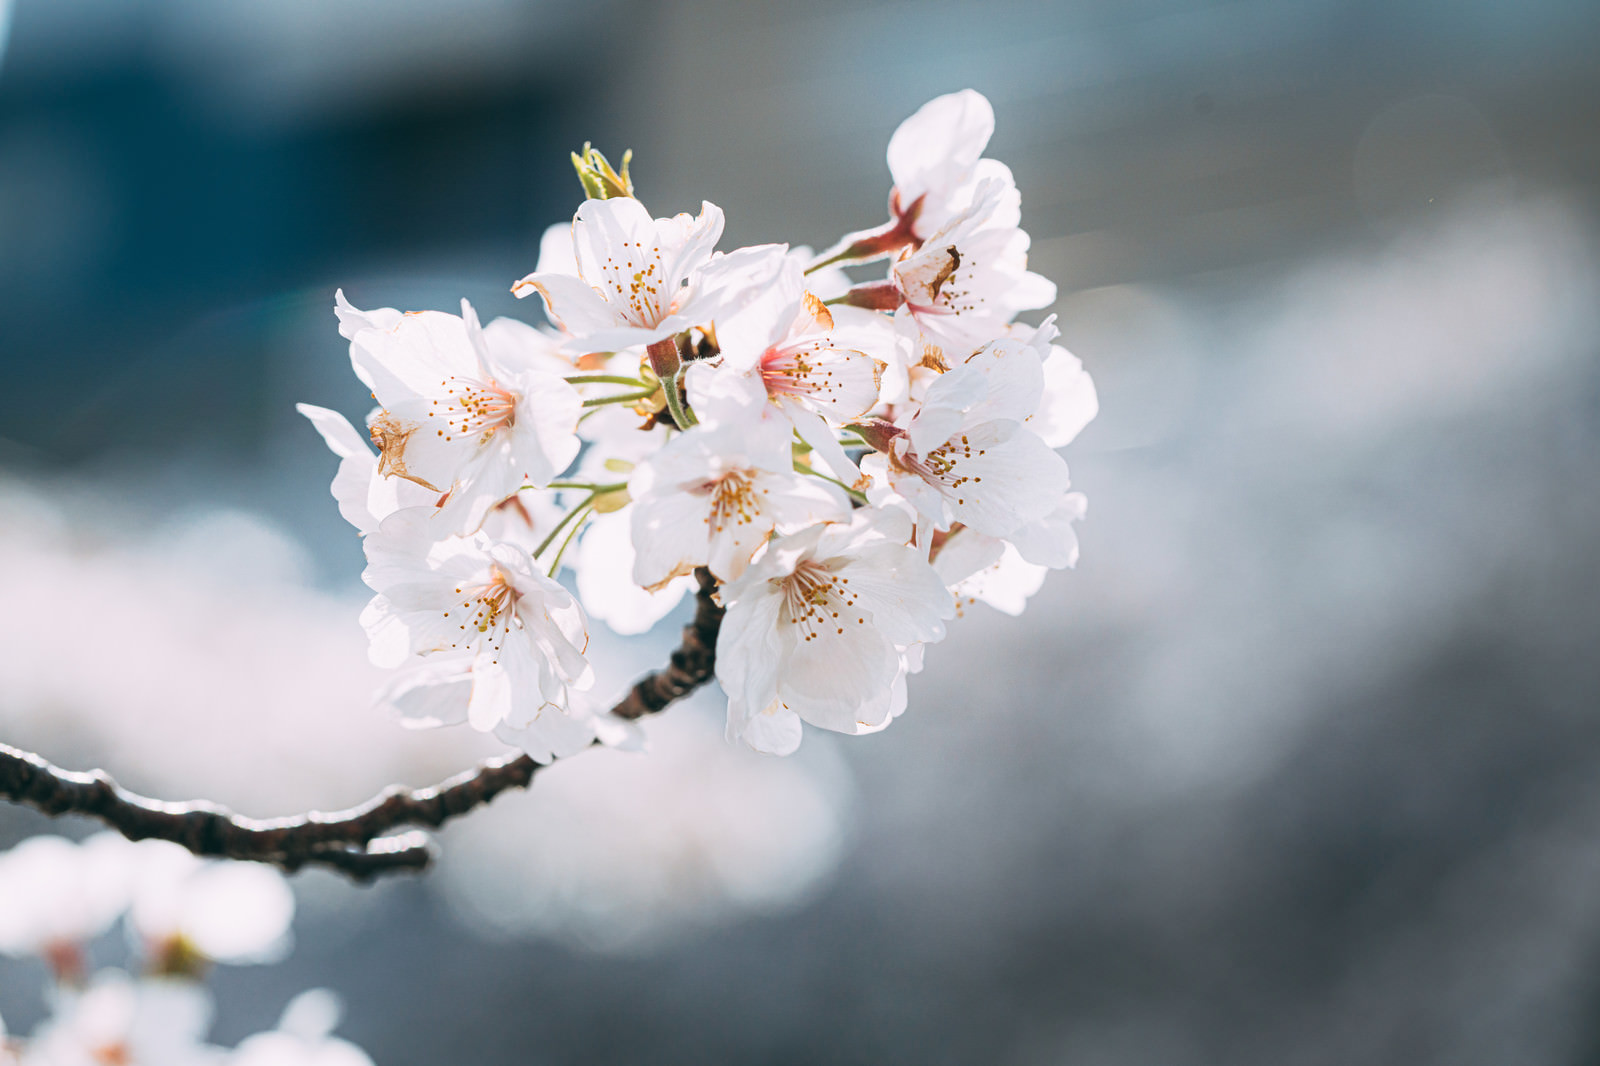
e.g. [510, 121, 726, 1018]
[2, 0, 1600, 1062]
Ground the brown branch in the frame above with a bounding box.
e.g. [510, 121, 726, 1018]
[0, 569, 724, 882]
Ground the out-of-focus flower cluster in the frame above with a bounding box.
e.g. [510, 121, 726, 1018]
[0, 833, 371, 1065]
[301, 89, 1097, 760]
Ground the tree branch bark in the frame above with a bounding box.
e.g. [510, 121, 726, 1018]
[0, 569, 724, 881]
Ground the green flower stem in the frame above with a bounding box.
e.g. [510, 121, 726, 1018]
[547, 501, 594, 576]
[797, 464, 869, 506]
[533, 497, 595, 560]
[563, 374, 653, 388]
[546, 481, 629, 493]
[581, 389, 661, 408]
[646, 336, 696, 430]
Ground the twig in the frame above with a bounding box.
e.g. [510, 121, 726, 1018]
[0, 570, 724, 882]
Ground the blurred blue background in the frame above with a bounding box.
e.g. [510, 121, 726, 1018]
[2, 0, 1600, 1062]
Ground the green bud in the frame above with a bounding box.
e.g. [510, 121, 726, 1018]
[571, 143, 635, 200]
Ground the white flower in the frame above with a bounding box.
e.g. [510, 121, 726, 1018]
[512, 198, 784, 352]
[0, 834, 136, 967]
[716, 507, 953, 754]
[128, 842, 294, 966]
[23, 972, 220, 1066]
[339, 291, 582, 530]
[687, 259, 889, 484]
[887, 88, 1020, 239]
[228, 990, 373, 1066]
[862, 328, 1071, 538]
[628, 416, 849, 588]
[360, 511, 595, 759]
[890, 178, 1055, 363]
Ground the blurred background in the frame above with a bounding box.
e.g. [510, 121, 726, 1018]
[2, 0, 1599, 1061]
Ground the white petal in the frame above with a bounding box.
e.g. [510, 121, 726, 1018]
[1007, 491, 1087, 569]
[740, 699, 805, 755]
[943, 422, 1072, 537]
[575, 508, 690, 636]
[887, 90, 994, 219]
[1031, 345, 1099, 448]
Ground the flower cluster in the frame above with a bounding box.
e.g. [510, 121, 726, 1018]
[0, 833, 371, 1065]
[302, 89, 1096, 758]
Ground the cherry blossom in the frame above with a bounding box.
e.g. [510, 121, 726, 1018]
[512, 197, 785, 353]
[339, 292, 582, 530]
[296, 87, 1097, 764]
[227, 990, 373, 1066]
[360, 510, 595, 759]
[889, 177, 1056, 363]
[628, 417, 850, 588]
[127, 842, 294, 967]
[715, 508, 953, 754]
[0, 834, 136, 974]
[861, 328, 1072, 537]
[21, 972, 219, 1066]
[687, 258, 890, 484]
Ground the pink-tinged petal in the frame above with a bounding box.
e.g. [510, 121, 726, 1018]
[764, 341, 883, 422]
[563, 322, 679, 352]
[957, 544, 1048, 616]
[907, 369, 980, 454]
[712, 257, 806, 366]
[359, 595, 412, 668]
[893, 240, 963, 309]
[968, 159, 1021, 229]
[494, 707, 595, 764]
[571, 195, 657, 281]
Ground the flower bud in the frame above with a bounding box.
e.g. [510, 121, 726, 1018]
[571, 143, 635, 200]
